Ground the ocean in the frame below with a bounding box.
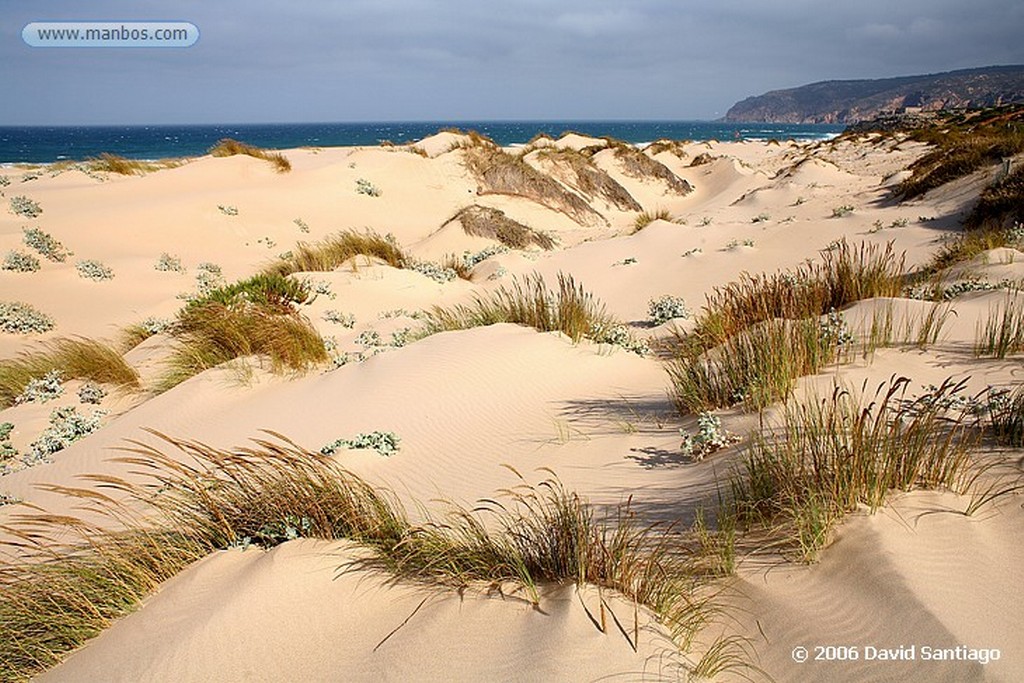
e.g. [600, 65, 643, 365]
[0, 121, 844, 164]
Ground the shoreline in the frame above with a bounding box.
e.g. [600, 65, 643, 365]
[0, 120, 844, 165]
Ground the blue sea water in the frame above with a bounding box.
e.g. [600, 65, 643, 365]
[0, 121, 844, 164]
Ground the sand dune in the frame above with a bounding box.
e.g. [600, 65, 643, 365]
[2, 131, 1022, 682]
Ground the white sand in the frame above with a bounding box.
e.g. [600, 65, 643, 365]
[2, 133, 1022, 682]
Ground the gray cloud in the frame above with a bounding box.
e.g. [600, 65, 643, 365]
[2, 0, 1021, 124]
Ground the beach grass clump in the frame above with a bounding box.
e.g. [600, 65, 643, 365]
[0, 431, 745, 681]
[667, 317, 843, 413]
[266, 230, 408, 277]
[648, 295, 690, 325]
[830, 205, 854, 218]
[9, 196, 42, 218]
[423, 272, 617, 344]
[446, 205, 555, 250]
[75, 259, 114, 281]
[686, 240, 904, 353]
[609, 144, 692, 195]
[633, 209, 674, 232]
[730, 378, 978, 561]
[964, 165, 1024, 230]
[0, 338, 140, 408]
[160, 300, 327, 391]
[987, 385, 1024, 446]
[23, 227, 71, 262]
[925, 225, 1022, 273]
[185, 272, 312, 312]
[0, 302, 54, 335]
[119, 317, 173, 351]
[86, 153, 159, 176]
[974, 292, 1024, 358]
[209, 138, 291, 173]
[2, 250, 41, 273]
[534, 147, 641, 212]
[461, 145, 603, 226]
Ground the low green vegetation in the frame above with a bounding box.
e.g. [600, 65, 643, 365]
[0, 302, 54, 335]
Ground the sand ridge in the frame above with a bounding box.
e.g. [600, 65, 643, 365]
[2, 132, 1022, 682]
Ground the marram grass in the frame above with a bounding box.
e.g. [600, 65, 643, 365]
[422, 272, 617, 343]
[265, 230, 407, 277]
[209, 138, 291, 173]
[0, 338, 140, 408]
[729, 377, 979, 562]
[0, 432, 749, 681]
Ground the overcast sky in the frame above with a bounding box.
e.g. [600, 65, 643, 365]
[2, 0, 1022, 125]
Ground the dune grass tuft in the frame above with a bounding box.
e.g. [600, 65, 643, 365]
[667, 317, 843, 413]
[533, 147, 641, 212]
[0, 338, 140, 408]
[609, 143, 692, 195]
[730, 377, 979, 562]
[974, 291, 1024, 358]
[633, 208, 674, 233]
[965, 165, 1024, 230]
[685, 239, 905, 353]
[422, 272, 617, 343]
[461, 145, 604, 226]
[85, 153, 178, 176]
[663, 240, 906, 415]
[445, 205, 555, 250]
[160, 302, 326, 391]
[209, 138, 291, 173]
[265, 230, 408, 277]
[0, 432, 747, 680]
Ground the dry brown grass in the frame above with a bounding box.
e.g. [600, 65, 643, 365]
[85, 153, 179, 175]
[423, 272, 617, 343]
[609, 144, 692, 195]
[265, 230, 408, 277]
[159, 302, 326, 391]
[686, 240, 905, 353]
[0, 338, 140, 408]
[209, 138, 291, 173]
[461, 145, 604, 226]
[444, 205, 555, 250]
[645, 140, 690, 158]
[0, 432, 750, 681]
[533, 147, 641, 211]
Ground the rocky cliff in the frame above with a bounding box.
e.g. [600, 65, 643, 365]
[724, 65, 1024, 124]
